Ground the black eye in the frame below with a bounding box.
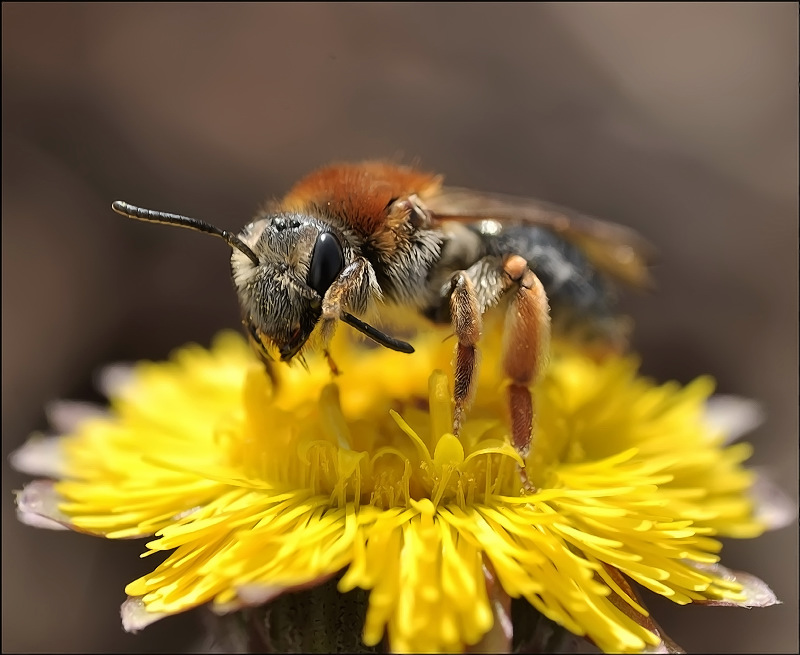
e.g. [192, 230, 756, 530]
[307, 232, 344, 296]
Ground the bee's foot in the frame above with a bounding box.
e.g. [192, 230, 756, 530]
[324, 350, 341, 377]
[518, 465, 538, 495]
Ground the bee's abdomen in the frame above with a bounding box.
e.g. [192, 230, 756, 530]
[477, 225, 624, 344]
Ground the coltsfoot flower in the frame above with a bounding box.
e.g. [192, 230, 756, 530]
[12, 324, 789, 653]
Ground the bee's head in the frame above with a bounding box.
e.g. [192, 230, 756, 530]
[231, 213, 347, 362]
[111, 201, 413, 363]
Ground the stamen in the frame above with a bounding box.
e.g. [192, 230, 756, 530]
[428, 370, 452, 449]
[389, 410, 434, 465]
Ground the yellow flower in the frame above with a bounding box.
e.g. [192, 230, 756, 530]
[13, 323, 784, 653]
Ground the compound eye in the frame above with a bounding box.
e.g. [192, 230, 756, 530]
[307, 232, 344, 297]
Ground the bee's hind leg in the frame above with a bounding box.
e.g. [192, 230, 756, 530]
[500, 255, 551, 493]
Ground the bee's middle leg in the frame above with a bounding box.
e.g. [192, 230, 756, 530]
[448, 271, 483, 434]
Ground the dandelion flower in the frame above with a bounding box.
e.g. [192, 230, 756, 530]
[13, 322, 788, 653]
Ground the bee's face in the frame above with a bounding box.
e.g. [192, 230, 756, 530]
[231, 212, 349, 362]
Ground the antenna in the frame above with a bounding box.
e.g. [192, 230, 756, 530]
[342, 312, 414, 354]
[111, 201, 259, 266]
[113, 200, 414, 356]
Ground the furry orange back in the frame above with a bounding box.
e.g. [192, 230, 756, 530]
[282, 161, 442, 235]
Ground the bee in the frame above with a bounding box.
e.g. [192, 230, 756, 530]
[113, 161, 653, 489]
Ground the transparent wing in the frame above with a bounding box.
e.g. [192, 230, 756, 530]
[424, 186, 655, 289]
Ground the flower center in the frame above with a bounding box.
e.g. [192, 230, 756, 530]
[219, 365, 525, 510]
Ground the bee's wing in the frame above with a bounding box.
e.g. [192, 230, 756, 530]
[424, 186, 655, 289]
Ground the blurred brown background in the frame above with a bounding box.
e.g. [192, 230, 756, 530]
[2, 3, 797, 653]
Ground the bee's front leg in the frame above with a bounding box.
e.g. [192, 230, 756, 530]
[243, 317, 281, 390]
[319, 257, 377, 372]
[447, 255, 551, 493]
